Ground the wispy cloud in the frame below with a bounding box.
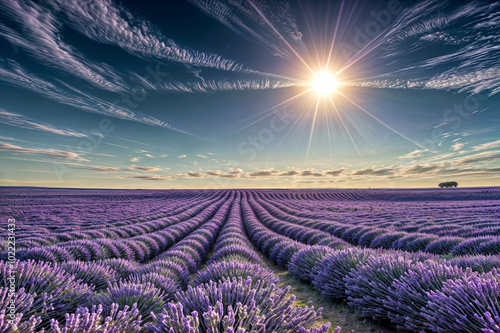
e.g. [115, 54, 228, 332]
[59, 162, 120, 172]
[144, 78, 297, 94]
[186, 172, 205, 178]
[0, 0, 126, 92]
[472, 139, 500, 151]
[353, 1, 500, 95]
[351, 166, 395, 176]
[177, 155, 187, 158]
[451, 142, 465, 151]
[454, 150, 500, 166]
[248, 168, 346, 178]
[399, 149, 430, 159]
[0, 141, 80, 160]
[0, 109, 87, 137]
[247, 170, 279, 177]
[121, 174, 173, 181]
[50, 0, 251, 73]
[188, 0, 306, 59]
[461, 127, 497, 137]
[0, 135, 25, 142]
[127, 165, 162, 172]
[179, 169, 243, 179]
[0, 61, 195, 135]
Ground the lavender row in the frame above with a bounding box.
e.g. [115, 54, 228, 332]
[139, 191, 333, 332]
[247, 192, 348, 249]
[251, 193, 500, 255]
[168, 191, 334, 333]
[193, 192, 276, 287]
[0, 193, 233, 331]
[288, 245, 500, 332]
[241, 191, 310, 268]
[10, 193, 231, 263]
[14, 191, 225, 249]
[262, 193, 500, 239]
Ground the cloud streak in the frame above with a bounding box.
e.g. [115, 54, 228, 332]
[0, 109, 87, 137]
[121, 174, 173, 181]
[188, 0, 306, 59]
[50, 0, 252, 73]
[472, 139, 500, 151]
[146, 78, 297, 94]
[127, 165, 162, 172]
[0, 141, 80, 160]
[0, 0, 126, 92]
[0, 60, 198, 136]
[353, 1, 500, 95]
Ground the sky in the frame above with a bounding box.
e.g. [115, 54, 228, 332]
[0, 0, 499, 189]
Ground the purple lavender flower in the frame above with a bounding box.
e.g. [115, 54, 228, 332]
[289, 246, 332, 282]
[344, 254, 414, 321]
[422, 269, 500, 333]
[384, 260, 473, 331]
[158, 277, 325, 333]
[95, 258, 140, 279]
[50, 303, 143, 333]
[96, 281, 166, 322]
[61, 261, 119, 291]
[193, 261, 279, 288]
[312, 248, 373, 299]
[127, 273, 180, 301]
[0, 260, 95, 327]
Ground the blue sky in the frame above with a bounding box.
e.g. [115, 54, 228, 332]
[0, 0, 499, 189]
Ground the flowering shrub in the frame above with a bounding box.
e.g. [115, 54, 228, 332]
[422, 269, 500, 333]
[424, 236, 465, 254]
[0, 260, 95, 326]
[193, 261, 279, 288]
[95, 281, 166, 322]
[345, 254, 414, 321]
[127, 273, 180, 301]
[150, 277, 328, 333]
[61, 261, 119, 291]
[384, 261, 472, 331]
[312, 248, 373, 299]
[49, 303, 143, 333]
[446, 254, 500, 273]
[289, 246, 332, 282]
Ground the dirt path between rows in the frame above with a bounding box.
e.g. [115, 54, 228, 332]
[261, 255, 401, 333]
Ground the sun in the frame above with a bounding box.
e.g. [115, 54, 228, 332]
[311, 72, 338, 96]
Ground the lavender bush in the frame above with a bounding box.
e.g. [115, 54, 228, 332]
[193, 261, 279, 288]
[344, 254, 414, 321]
[312, 248, 373, 299]
[289, 246, 332, 282]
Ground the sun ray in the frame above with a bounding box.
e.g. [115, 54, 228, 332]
[337, 90, 425, 149]
[306, 97, 321, 162]
[334, 21, 392, 77]
[246, 0, 316, 75]
[325, 0, 346, 70]
[279, 103, 309, 149]
[230, 88, 313, 134]
[297, 2, 322, 70]
[328, 95, 365, 161]
[323, 102, 334, 158]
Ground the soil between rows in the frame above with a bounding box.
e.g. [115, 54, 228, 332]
[260, 253, 402, 333]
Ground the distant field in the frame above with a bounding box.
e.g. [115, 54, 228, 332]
[1, 187, 499, 332]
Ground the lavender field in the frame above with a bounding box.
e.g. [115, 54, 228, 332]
[0, 187, 499, 332]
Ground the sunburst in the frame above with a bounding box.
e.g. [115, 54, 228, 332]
[311, 72, 338, 96]
[233, 0, 424, 163]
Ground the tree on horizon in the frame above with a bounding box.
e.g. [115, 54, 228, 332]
[439, 181, 458, 188]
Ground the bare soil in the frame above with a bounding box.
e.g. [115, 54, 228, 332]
[261, 255, 402, 333]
